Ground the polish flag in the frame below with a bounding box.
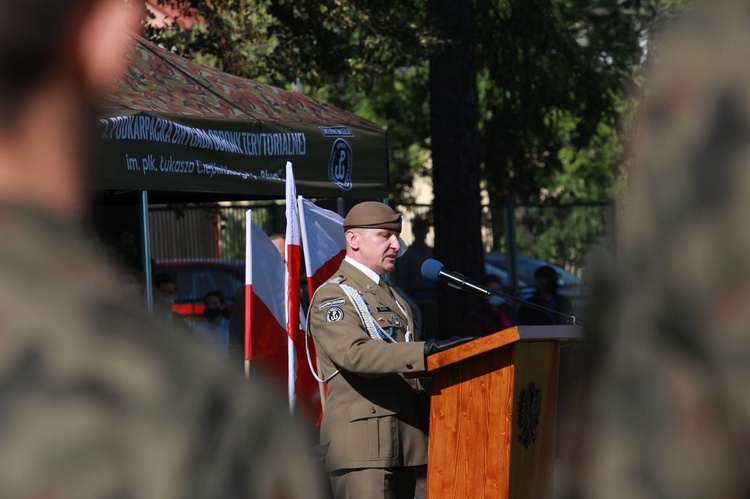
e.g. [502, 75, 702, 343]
[244, 212, 288, 393]
[285, 163, 322, 426]
[297, 197, 347, 298]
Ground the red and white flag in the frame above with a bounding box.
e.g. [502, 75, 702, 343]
[285, 163, 322, 426]
[244, 212, 287, 391]
[297, 197, 347, 298]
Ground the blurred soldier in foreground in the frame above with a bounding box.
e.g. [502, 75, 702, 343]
[0, 1, 324, 497]
[562, 1, 750, 497]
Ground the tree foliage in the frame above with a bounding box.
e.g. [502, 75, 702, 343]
[143, 0, 686, 279]
[477, 2, 642, 205]
[145, 1, 680, 203]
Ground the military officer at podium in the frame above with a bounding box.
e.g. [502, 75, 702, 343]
[309, 201, 470, 499]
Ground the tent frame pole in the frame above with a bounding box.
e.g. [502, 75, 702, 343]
[140, 190, 153, 315]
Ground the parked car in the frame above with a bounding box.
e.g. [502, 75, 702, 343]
[485, 252, 580, 286]
[485, 252, 588, 316]
[154, 259, 244, 319]
[483, 263, 529, 289]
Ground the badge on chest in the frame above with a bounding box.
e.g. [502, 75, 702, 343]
[375, 312, 402, 327]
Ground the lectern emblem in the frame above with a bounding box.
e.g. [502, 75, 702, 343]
[517, 382, 542, 448]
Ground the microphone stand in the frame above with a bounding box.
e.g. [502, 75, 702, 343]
[487, 289, 582, 326]
[425, 259, 582, 325]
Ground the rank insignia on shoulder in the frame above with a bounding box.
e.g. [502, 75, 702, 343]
[329, 275, 346, 284]
[326, 307, 344, 322]
[319, 297, 346, 310]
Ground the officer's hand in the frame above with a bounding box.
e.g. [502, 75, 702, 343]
[424, 336, 476, 356]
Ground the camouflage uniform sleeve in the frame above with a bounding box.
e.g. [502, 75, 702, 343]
[0, 297, 327, 499]
[0, 211, 326, 499]
[562, 2, 750, 498]
[184, 371, 327, 499]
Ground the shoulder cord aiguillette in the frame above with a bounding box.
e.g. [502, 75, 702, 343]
[339, 283, 396, 343]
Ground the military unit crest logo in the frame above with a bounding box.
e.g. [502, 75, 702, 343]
[328, 138, 353, 191]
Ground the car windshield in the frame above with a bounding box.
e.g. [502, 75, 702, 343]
[485, 252, 581, 286]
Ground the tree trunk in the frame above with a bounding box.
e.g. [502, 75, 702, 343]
[428, 0, 484, 339]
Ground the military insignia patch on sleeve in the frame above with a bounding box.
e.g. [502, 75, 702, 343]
[326, 307, 344, 322]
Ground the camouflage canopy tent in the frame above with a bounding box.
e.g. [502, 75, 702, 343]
[91, 34, 389, 200]
[89, 34, 389, 305]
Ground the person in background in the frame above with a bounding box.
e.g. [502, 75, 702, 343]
[517, 265, 574, 325]
[154, 272, 176, 302]
[0, 0, 325, 496]
[468, 274, 517, 336]
[398, 217, 436, 303]
[193, 289, 231, 357]
[397, 216, 438, 340]
[153, 271, 177, 315]
[270, 232, 286, 261]
[308, 201, 472, 499]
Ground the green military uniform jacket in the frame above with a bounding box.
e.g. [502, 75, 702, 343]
[309, 259, 429, 472]
[0, 206, 325, 499]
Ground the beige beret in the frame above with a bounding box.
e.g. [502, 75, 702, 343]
[343, 201, 402, 233]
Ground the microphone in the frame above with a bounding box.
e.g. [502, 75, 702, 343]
[421, 258, 582, 324]
[421, 259, 491, 298]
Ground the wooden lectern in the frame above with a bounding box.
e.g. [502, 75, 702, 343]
[423, 325, 584, 499]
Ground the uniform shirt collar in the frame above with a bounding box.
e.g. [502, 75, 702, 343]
[344, 256, 383, 286]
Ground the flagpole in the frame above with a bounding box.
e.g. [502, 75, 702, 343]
[244, 209, 252, 379]
[285, 162, 298, 414]
[140, 191, 153, 315]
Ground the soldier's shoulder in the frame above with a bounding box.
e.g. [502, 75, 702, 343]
[310, 276, 349, 308]
[0, 213, 325, 498]
[328, 274, 347, 285]
[311, 275, 347, 298]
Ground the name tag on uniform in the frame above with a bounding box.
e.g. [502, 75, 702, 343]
[319, 297, 346, 310]
[376, 306, 391, 312]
